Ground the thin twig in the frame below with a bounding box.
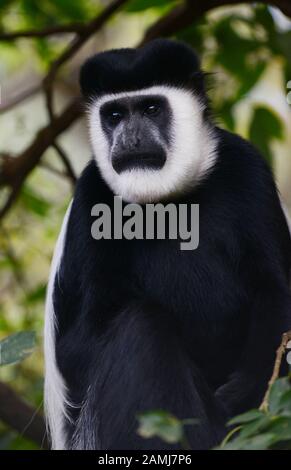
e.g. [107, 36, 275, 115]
[52, 142, 77, 186]
[0, 183, 22, 219]
[0, 24, 85, 41]
[0, 99, 81, 220]
[259, 330, 291, 412]
[0, 381, 48, 448]
[40, 161, 69, 179]
[220, 425, 243, 448]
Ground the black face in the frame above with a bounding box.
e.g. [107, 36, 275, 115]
[100, 95, 172, 174]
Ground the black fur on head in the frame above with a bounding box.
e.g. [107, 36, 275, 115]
[80, 38, 204, 100]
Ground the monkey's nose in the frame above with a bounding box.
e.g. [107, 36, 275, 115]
[121, 132, 141, 151]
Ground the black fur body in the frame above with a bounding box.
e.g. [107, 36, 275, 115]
[54, 128, 291, 449]
[47, 39, 291, 450]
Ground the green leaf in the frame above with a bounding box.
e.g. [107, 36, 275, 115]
[175, 20, 205, 53]
[125, 0, 177, 12]
[228, 409, 264, 425]
[239, 415, 271, 439]
[222, 433, 276, 450]
[264, 416, 291, 442]
[236, 61, 267, 99]
[137, 410, 184, 444]
[23, 284, 46, 305]
[20, 0, 50, 26]
[21, 185, 50, 217]
[214, 18, 261, 75]
[216, 99, 237, 131]
[249, 105, 284, 166]
[50, 0, 90, 21]
[0, 332, 36, 366]
[240, 433, 277, 450]
[276, 31, 291, 65]
[269, 378, 291, 414]
[254, 5, 275, 30]
[278, 390, 291, 415]
[213, 17, 268, 100]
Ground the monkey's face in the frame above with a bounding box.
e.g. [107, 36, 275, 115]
[100, 94, 169, 175]
[89, 85, 217, 203]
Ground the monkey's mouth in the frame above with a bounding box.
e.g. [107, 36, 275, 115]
[112, 151, 166, 174]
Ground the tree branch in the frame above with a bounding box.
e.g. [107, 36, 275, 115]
[0, 99, 81, 218]
[40, 161, 71, 180]
[53, 142, 77, 186]
[0, 0, 127, 218]
[0, 381, 48, 448]
[43, 0, 127, 120]
[0, 23, 86, 41]
[259, 330, 291, 413]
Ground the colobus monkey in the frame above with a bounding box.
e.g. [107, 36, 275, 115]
[44, 39, 291, 450]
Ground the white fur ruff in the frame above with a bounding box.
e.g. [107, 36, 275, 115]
[88, 85, 218, 203]
[44, 201, 73, 449]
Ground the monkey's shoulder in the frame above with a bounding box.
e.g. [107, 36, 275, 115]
[212, 128, 275, 194]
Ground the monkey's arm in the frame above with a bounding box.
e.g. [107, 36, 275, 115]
[214, 193, 291, 417]
[215, 283, 291, 417]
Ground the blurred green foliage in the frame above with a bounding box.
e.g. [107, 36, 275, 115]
[137, 377, 291, 450]
[220, 378, 291, 450]
[249, 105, 284, 165]
[0, 0, 290, 450]
[125, 0, 179, 13]
[137, 410, 187, 445]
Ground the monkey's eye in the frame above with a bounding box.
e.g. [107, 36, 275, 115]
[143, 104, 160, 117]
[106, 110, 123, 125]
